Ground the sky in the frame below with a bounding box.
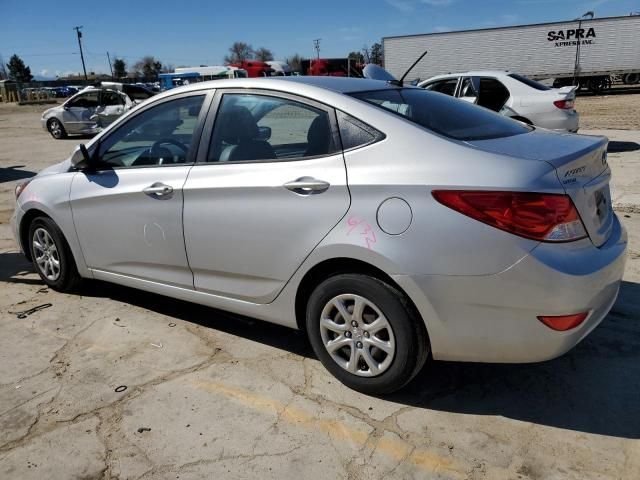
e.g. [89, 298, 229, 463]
[1, 0, 638, 79]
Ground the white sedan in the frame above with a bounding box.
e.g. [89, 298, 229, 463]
[419, 71, 579, 132]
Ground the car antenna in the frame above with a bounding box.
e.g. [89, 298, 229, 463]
[393, 50, 428, 86]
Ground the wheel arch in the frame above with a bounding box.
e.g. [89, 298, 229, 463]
[510, 115, 533, 126]
[19, 208, 52, 261]
[294, 257, 428, 341]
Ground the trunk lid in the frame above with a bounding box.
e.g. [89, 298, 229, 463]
[466, 130, 613, 247]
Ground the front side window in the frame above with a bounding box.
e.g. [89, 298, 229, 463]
[207, 94, 337, 162]
[97, 95, 205, 168]
[351, 88, 531, 141]
[68, 92, 100, 108]
[424, 78, 458, 96]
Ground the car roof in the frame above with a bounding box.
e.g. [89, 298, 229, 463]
[160, 76, 405, 98]
[422, 71, 512, 83]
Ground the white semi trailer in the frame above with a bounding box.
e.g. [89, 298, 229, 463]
[383, 15, 640, 93]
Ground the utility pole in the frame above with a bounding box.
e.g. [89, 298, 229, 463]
[73, 26, 88, 81]
[106, 51, 114, 77]
[313, 39, 321, 59]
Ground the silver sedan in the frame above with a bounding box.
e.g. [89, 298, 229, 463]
[12, 77, 626, 394]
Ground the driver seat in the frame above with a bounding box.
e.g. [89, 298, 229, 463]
[216, 107, 275, 162]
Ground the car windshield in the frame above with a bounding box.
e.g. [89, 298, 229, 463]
[350, 88, 531, 141]
[508, 73, 551, 91]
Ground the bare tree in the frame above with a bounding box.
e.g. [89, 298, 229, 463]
[132, 56, 163, 80]
[224, 42, 253, 64]
[0, 54, 8, 80]
[370, 42, 384, 66]
[254, 47, 274, 62]
[284, 53, 303, 72]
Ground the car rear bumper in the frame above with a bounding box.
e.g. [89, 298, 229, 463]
[538, 110, 580, 133]
[394, 214, 627, 363]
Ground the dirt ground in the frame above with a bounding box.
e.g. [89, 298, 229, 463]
[576, 92, 640, 130]
[1, 100, 640, 480]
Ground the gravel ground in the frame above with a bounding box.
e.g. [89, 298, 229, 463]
[1, 100, 639, 480]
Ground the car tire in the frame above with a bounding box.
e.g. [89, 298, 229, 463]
[47, 118, 67, 139]
[28, 217, 82, 292]
[306, 274, 429, 395]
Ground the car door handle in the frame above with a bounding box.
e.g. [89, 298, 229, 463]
[284, 177, 330, 194]
[143, 182, 173, 197]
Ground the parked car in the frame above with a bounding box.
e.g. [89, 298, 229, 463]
[13, 77, 626, 394]
[419, 71, 579, 132]
[41, 88, 133, 139]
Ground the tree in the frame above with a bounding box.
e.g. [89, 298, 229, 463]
[284, 53, 303, 72]
[0, 54, 8, 80]
[370, 42, 383, 66]
[224, 42, 253, 64]
[133, 56, 163, 80]
[7, 54, 33, 83]
[254, 47, 274, 62]
[113, 58, 126, 78]
[348, 51, 365, 64]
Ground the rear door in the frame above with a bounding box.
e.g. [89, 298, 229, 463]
[62, 91, 100, 133]
[182, 90, 350, 303]
[96, 90, 128, 126]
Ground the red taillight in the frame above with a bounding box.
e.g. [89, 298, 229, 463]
[537, 312, 589, 331]
[554, 99, 574, 109]
[432, 191, 587, 242]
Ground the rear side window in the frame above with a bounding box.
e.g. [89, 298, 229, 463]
[337, 111, 383, 151]
[207, 94, 338, 163]
[508, 73, 551, 91]
[102, 91, 125, 106]
[350, 88, 531, 141]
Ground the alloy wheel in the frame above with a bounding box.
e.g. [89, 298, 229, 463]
[319, 294, 396, 377]
[32, 227, 61, 281]
[49, 120, 62, 138]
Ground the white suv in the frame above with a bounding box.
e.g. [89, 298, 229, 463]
[419, 71, 579, 132]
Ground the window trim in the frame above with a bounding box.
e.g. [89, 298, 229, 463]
[195, 88, 341, 165]
[90, 90, 215, 171]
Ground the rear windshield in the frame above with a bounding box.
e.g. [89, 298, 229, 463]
[508, 73, 551, 91]
[350, 88, 531, 141]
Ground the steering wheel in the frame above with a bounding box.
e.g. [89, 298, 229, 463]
[150, 139, 188, 165]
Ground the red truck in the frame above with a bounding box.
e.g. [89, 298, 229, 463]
[229, 60, 274, 77]
[301, 58, 364, 77]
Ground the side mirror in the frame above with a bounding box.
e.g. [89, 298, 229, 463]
[71, 144, 93, 170]
[256, 126, 272, 141]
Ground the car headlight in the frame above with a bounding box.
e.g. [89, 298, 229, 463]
[15, 179, 32, 199]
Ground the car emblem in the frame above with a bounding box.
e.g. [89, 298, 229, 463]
[602, 151, 608, 166]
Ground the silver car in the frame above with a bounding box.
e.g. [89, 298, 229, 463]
[12, 77, 626, 394]
[42, 88, 133, 139]
[419, 71, 580, 132]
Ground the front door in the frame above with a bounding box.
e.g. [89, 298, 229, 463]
[70, 93, 209, 288]
[183, 91, 350, 303]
